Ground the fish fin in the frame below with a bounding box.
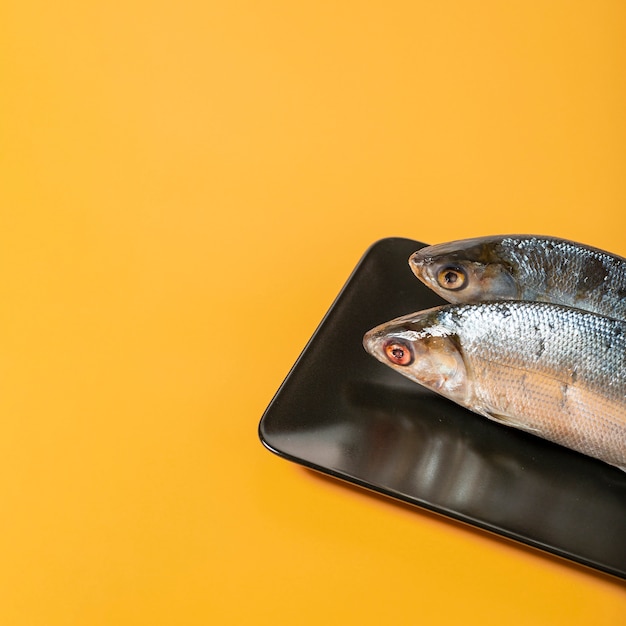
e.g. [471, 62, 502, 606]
[476, 408, 540, 434]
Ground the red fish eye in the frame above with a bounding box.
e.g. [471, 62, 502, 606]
[437, 265, 468, 291]
[383, 341, 414, 366]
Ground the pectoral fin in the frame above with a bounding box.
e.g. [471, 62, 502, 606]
[475, 408, 540, 434]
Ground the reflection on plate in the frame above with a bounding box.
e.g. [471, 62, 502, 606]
[259, 237, 626, 580]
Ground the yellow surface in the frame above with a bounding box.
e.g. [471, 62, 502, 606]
[2, 1, 626, 624]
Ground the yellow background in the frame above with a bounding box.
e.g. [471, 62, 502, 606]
[2, 1, 626, 624]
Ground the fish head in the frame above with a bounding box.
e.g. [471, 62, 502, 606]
[363, 308, 470, 404]
[409, 237, 519, 303]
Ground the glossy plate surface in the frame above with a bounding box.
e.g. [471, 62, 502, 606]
[259, 237, 626, 579]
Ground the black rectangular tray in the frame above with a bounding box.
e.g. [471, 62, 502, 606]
[259, 237, 626, 580]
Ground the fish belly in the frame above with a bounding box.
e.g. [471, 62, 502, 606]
[469, 356, 626, 469]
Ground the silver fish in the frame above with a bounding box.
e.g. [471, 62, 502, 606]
[363, 301, 626, 470]
[409, 235, 626, 320]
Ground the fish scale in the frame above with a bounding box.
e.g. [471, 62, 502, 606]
[499, 238, 613, 302]
[444, 302, 620, 393]
[363, 301, 626, 470]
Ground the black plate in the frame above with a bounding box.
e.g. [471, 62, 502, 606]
[258, 237, 626, 580]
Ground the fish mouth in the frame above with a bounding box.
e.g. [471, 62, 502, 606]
[408, 250, 433, 283]
[362, 326, 385, 358]
[408, 248, 432, 269]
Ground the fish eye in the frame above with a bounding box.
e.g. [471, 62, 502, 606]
[383, 340, 414, 366]
[436, 265, 468, 291]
